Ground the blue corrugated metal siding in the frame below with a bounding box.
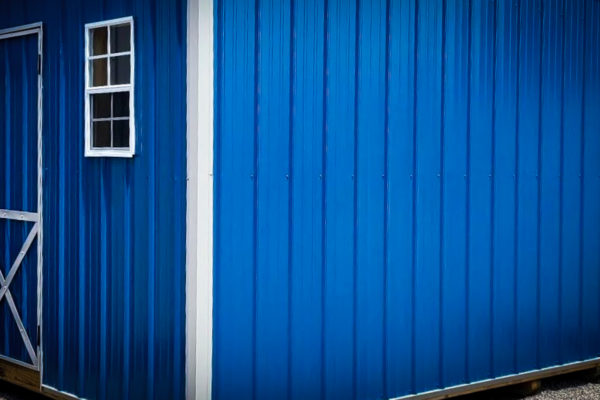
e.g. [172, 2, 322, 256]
[214, 0, 600, 398]
[0, 33, 39, 366]
[0, 0, 186, 398]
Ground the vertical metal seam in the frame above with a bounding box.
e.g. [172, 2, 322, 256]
[352, 0, 359, 397]
[252, 0, 260, 397]
[149, 3, 159, 394]
[512, 0, 521, 373]
[464, 0, 472, 383]
[535, 0, 544, 370]
[287, 0, 294, 397]
[213, 0, 223, 393]
[320, 0, 328, 398]
[438, 0, 446, 388]
[382, 0, 391, 396]
[557, 0, 566, 365]
[577, 0, 586, 362]
[490, 0, 498, 378]
[411, 0, 419, 392]
[213, 0, 223, 395]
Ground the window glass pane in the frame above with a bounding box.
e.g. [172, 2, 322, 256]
[92, 93, 111, 118]
[113, 92, 130, 117]
[113, 120, 130, 148]
[91, 58, 107, 86]
[110, 24, 131, 53]
[110, 55, 130, 85]
[93, 121, 111, 147]
[90, 27, 108, 55]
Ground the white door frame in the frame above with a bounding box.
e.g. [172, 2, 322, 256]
[0, 22, 44, 373]
[186, 0, 214, 399]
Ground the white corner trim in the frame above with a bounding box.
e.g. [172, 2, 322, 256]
[186, 0, 214, 398]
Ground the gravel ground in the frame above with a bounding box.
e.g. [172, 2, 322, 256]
[0, 371, 598, 399]
[457, 370, 600, 400]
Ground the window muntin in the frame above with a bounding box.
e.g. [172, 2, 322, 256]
[85, 17, 135, 157]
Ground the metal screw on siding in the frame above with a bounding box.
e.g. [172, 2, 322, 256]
[410, 174, 414, 180]
[285, 174, 289, 180]
[250, 173, 255, 180]
[319, 174, 323, 180]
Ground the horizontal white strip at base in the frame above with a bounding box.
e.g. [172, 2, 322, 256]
[392, 358, 600, 400]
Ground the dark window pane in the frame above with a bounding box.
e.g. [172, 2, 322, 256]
[113, 92, 130, 117]
[91, 58, 107, 86]
[110, 55, 130, 85]
[110, 24, 131, 53]
[93, 121, 111, 147]
[90, 27, 108, 55]
[92, 93, 111, 118]
[113, 120, 130, 148]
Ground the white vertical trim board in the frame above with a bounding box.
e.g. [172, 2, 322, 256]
[186, 0, 214, 398]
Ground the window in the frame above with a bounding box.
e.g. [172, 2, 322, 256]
[85, 17, 135, 157]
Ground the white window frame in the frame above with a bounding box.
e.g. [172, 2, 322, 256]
[84, 16, 135, 158]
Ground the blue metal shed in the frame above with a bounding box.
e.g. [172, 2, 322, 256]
[1, 0, 600, 399]
[213, 0, 600, 399]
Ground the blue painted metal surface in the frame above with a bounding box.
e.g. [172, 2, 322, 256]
[0, 32, 39, 366]
[214, 0, 600, 399]
[0, 0, 187, 398]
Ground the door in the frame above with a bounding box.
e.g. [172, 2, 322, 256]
[0, 23, 42, 371]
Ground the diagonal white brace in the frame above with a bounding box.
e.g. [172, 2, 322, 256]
[0, 223, 38, 302]
[0, 284, 38, 365]
[0, 222, 40, 365]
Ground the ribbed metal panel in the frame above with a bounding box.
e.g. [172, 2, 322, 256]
[0, 0, 187, 398]
[214, 0, 600, 399]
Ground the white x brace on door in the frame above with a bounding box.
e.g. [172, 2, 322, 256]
[0, 22, 43, 371]
[0, 210, 40, 366]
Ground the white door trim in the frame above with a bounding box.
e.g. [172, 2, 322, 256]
[186, 0, 214, 398]
[0, 22, 44, 375]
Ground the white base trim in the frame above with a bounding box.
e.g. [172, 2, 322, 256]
[41, 384, 81, 400]
[392, 358, 600, 400]
[186, 0, 214, 399]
